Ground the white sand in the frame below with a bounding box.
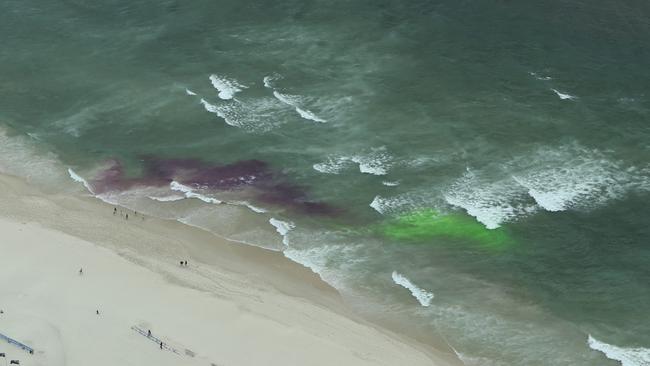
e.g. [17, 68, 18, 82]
[0, 174, 457, 366]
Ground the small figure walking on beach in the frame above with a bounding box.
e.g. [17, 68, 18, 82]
[147, 329, 152, 337]
[96, 310, 99, 315]
[160, 341, 163, 349]
[113, 207, 117, 215]
[79, 268, 83, 275]
[125, 213, 129, 220]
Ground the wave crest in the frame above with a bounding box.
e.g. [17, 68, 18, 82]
[391, 271, 434, 307]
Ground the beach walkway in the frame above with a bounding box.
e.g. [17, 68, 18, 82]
[131, 326, 181, 355]
[0, 331, 34, 355]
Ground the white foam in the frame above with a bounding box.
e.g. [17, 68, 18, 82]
[263, 74, 281, 89]
[170, 181, 221, 204]
[295, 106, 327, 123]
[26, 132, 40, 141]
[351, 151, 391, 176]
[444, 170, 535, 229]
[313, 157, 350, 174]
[529, 72, 552, 81]
[200, 98, 220, 114]
[452, 350, 500, 366]
[369, 193, 426, 216]
[369, 196, 387, 214]
[511, 145, 639, 213]
[282, 245, 339, 284]
[382, 181, 400, 186]
[391, 271, 434, 307]
[282, 241, 359, 290]
[514, 173, 595, 212]
[147, 195, 185, 202]
[269, 218, 295, 246]
[314, 148, 392, 176]
[185, 88, 197, 96]
[67, 168, 94, 194]
[442, 145, 650, 228]
[588, 335, 650, 366]
[202, 100, 240, 128]
[552, 88, 577, 100]
[201, 97, 288, 131]
[241, 202, 267, 213]
[209, 74, 247, 100]
[272, 91, 326, 123]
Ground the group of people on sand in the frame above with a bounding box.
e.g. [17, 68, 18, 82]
[179, 260, 189, 267]
[113, 207, 142, 221]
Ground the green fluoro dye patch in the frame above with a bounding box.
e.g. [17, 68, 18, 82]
[380, 209, 512, 248]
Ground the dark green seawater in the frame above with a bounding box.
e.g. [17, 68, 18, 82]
[1, 1, 650, 365]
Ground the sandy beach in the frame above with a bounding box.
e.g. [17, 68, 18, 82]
[0, 173, 457, 366]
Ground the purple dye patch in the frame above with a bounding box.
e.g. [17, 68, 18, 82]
[90, 157, 338, 216]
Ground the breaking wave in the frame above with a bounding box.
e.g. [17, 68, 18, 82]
[170, 181, 222, 204]
[269, 218, 295, 246]
[68, 168, 94, 194]
[391, 271, 434, 307]
[552, 88, 577, 100]
[272, 91, 326, 123]
[314, 147, 393, 176]
[588, 335, 650, 366]
[209, 74, 247, 100]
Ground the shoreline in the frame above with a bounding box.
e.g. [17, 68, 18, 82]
[0, 172, 459, 366]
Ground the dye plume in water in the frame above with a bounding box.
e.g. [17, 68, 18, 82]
[87, 157, 338, 216]
[379, 209, 513, 248]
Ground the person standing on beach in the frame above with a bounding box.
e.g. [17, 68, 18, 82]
[125, 213, 129, 220]
[160, 341, 163, 349]
[79, 268, 83, 275]
[113, 207, 117, 215]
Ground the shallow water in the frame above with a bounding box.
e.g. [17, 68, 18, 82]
[2, 1, 650, 364]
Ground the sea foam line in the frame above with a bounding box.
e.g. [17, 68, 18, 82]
[552, 88, 577, 100]
[263, 74, 281, 89]
[199, 99, 240, 128]
[529, 72, 552, 81]
[148, 195, 185, 202]
[67, 168, 94, 194]
[443, 169, 535, 229]
[314, 148, 392, 176]
[272, 91, 326, 123]
[209, 74, 247, 100]
[263, 73, 327, 123]
[588, 335, 650, 366]
[170, 181, 222, 204]
[391, 271, 434, 307]
[269, 218, 295, 246]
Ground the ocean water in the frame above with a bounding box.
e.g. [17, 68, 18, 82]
[1, 1, 650, 365]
